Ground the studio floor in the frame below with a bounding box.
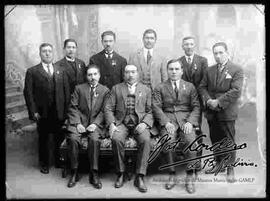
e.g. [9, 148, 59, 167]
[6, 104, 266, 198]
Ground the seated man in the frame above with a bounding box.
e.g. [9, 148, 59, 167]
[152, 59, 200, 194]
[65, 64, 109, 188]
[104, 64, 153, 193]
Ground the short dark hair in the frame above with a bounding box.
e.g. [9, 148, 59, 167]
[86, 64, 100, 74]
[63, 39, 77, 48]
[101, 31, 116, 40]
[212, 42, 228, 52]
[182, 36, 196, 43]
[167, 59, 183, 69]
[143, 29, 157, 39]
[39, 43, 53, 52]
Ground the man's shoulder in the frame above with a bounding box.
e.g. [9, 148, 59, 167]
[113, 52, 127, 61]
[227, 60, 243, 72]
[75, 58, 86, 65]
[27, 63, 41, 72]
[195, 54, 207, 61]
[130, 48, 143, 57]
[90, 51, 104, 59]
[98, 83, 110, 93]
[55, 58, 65, 66]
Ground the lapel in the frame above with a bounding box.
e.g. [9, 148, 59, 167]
[217, 61, 230, 86]
[138, 48, 147, 69]
[37, 63, 50, 81]
[134, 82, 144, 105]
[101, 50, 112, 68]
[83, 84, 92, 112]
[190, 54, 198, 77]
[212, 64, 218, 88]
[164, 79, 177, 100]
[120, 83, 129, 109]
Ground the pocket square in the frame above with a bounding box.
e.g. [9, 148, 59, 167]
[225, 73, 232, 79]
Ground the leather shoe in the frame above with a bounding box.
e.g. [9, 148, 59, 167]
[40, 166, 49, 174]
[165, 173, 176, 190]
[226, 168, 236, 183]
[89, 171, 102, 189]
[67, 169, 79, 188]
[134, 175, 147, 193]
[114, 172, 124, 188]
[185, 174, 195, 194]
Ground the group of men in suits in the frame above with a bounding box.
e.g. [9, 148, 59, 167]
[23, 29, 243, 194]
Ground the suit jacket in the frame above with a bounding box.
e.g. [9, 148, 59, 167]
[179, 54, 208, 89]
[152, 79, 200, 128]
[66, 83, 110, 136]
[56, 57, 86, 95]
[198, 60, 244, 121]
[104, 82, 157, 135]
[128, 48, 167, 90]
[89, 50, 127, 90]
[23, 63, 70, 121]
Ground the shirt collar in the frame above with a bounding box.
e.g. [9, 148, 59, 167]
[41, 62, 53, 68]
[143, 48, 153, 57]
[65, 56, 75, 62]
[126, 82, 138, 88]
[89, 82, 98, 88]
[185, 53, 195, 63]
[218, 59, 229, 70]
[170, 79, 180, 88]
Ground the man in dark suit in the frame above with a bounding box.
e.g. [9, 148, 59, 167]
[178, 36, 208, 173]
[152, 59, 200, 194]
[198, 42, 244, 183]
[24, 43, 70, 174]
[56, 39, 86, 97]
[104, 64, 153, 193]
[65, 64, 109, 188]
[89, 31, 127, 89]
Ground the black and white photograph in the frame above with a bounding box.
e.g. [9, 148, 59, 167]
[5, 4, 266, 198]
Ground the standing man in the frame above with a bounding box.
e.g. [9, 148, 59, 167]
[129, 29, 167, 91]
[104, 65, 153, 193]
[198, 42, 244, 183]
[178, 36, 208, 173]
[152, 59, 200, 194]
[65, 64, 109, 188]
[56, 38, 87, 96]
[89, 30, 127, 89]
[24, 43, 70, 174]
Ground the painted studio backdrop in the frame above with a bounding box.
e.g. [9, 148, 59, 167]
[5, 5, 265, 197]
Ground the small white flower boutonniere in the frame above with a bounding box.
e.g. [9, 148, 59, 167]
[138, 91, 142, 97]
[193, 63, 197, 70]
[56, 71, 59, 75]
[94, 92, 99, 98]
[78, 63, 81, 69]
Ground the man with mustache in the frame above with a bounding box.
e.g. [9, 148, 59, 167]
[198, 42, 244, 183]
[178, 36, 208, 175]
[129, 29, 168, 91]
[152, 59, 200, 194]
[56, 39, 87, 96]
[65, 64, 109, 188]
[104, 64, 153, 193]
[89, 31, 127, 89]
[24, 43, 70, 174]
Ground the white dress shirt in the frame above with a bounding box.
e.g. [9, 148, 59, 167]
[143, 48, 153, 62]
[65, 56, 75, 62]
[105, 50, 114, 59]
[42, 62, 54, 75]
[171, 79, 180, 90]
[127, 82, 137, 94]
[185, 53, 195, 64]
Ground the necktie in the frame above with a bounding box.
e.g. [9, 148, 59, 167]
[147, 50, 152, 65]
[105, 52, 112, 59]
[174, 81, 178, 98]
[90, 85, 95, 108]
[216, 64, 222, 85]
[187, 57, 192, 65]
[47, 64, 53, 76]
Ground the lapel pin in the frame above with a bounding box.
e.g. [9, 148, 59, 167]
[78, 64, 81, 69]
[194, 64, 197, 70]
[138, 91, 142, 97]
[183, 84, 186, 90]
[56, 71, 59, 74]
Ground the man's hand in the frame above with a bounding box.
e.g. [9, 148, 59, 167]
[135, 122, 148, 135]
[109, 123, 119, 138]
[165, 122, 176, 135]
[183, 122, 193, 135]
[86, 124, 97, 133]
[77, 124, 86, 133]
[207, 99, 219, 110]
[34, 113, 40, 122]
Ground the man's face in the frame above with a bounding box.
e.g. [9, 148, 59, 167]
[143, 32, 156, 49]
[40, 45, 53, 64]
[167, 61, 183, 81]
[86, 67, 100, 86]
[182, 38, 195, 56]
[124, 65, 139, 85]
[64, 41, 77, 59]
[102, 34, 115, 53]
[213, 45, 228, 64]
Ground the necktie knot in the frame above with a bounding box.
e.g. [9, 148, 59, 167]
[187, 57, 192, 64]
[47, 64, 53, 76]
[105, 52, 113, 59]
[173, 81, 178, 98]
